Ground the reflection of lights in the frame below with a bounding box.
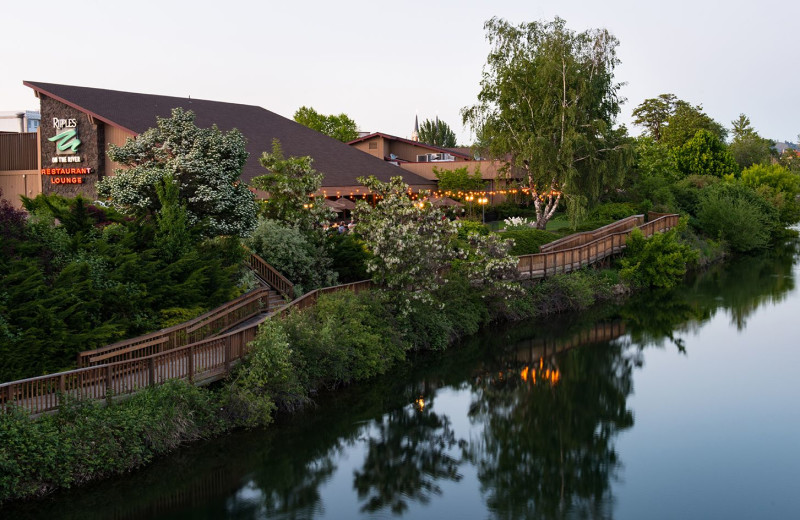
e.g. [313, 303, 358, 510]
[518, 361, 560, 386]
[414, 397, 426, 410]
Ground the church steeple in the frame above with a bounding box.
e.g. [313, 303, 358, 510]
[411, 114, 419, 142]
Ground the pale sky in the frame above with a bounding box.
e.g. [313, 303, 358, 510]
[3, 0, 798, 146]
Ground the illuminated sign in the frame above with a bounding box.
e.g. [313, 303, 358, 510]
[49, 128, 81, 153]
[48, 117, 81, 155]
[40, 167, 93, 185]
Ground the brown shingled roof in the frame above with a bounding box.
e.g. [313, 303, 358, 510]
[348, 132, 472, 159]
[24, 81, 434, 189]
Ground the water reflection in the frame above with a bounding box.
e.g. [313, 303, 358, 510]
[353, 403, 464, 514]
[466, 341, 635, 519]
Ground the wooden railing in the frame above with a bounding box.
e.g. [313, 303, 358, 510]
[277, 280, 373, 314]
[517, 213, 680, 279]
[246, 253, 295, 298]
[1, 280, 371, 416]
[514, 321, 627, 363]
[75, 287, 272, 367]
[539, 215, 644, 253]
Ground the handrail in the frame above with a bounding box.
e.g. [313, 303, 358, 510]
[539, 214, 644, 253]
[516, 214, 680, 280]
[76, 287, 272, 367]
[245, 253, 294, 298]
[1, 280, 372, 415]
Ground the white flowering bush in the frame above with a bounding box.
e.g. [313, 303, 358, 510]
[97, 108, 258, 238]
[354, 176, 521, 309]
[503, 216, 534, 229]
[354, 176, 459, 307]
[455, 232, 521, 298]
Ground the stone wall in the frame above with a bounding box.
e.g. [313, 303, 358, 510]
[40, 95, 105, 197]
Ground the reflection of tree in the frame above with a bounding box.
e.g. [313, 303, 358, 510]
[353, 400, 464, 514]
[619, 238, 798, 352]
[689, 242, 797, 330]
[468, 343, 634, 519]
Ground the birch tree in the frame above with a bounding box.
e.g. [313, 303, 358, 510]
[463, 17, 630, 228]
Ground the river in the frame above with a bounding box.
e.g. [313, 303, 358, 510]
[8, 238, 800, 519]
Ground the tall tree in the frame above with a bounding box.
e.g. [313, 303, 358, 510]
[674, 129, 738, 178]
[632, 93, 677, 142]
[97, 108, 258, 237]
[293, 106, 360, 143]
[729, 114, 772, 169]
[660, 101, 727, 149]
[418, 118, 457, 147]
[462, 17, 631, 229]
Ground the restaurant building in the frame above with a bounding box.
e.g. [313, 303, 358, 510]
[0, 81, 434, 205]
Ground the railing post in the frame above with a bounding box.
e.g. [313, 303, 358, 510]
[224, 338, 232, 373]
[106, 364, 113, 395]
[148, 358, 156, 387]
[188, 345, 195, 382]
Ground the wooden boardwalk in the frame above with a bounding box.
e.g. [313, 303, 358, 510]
[0, 213, 679, 416]
[516, 213, 679, 279]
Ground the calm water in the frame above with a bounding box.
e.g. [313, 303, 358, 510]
[8, 239, 800, 519]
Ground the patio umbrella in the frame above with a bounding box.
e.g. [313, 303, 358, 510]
[430, 196, 464, 207]
[335, 197, 356, 210]
[323, 198, 346, 212]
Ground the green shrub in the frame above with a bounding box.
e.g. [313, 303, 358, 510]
[586, 202, 638, 223]
[456, 220, 489, 240]
[326, 232, 372, 283]
[281, 290, 406, 389]
[226, 319, 304, 425]
[619, 225, 698, 289]
[246, 218, 337, 295]
[0, 380, 223, 502]
[695, 182, 780, 252]
[501, 228, 559, 255]
[528, 271, 611, 315]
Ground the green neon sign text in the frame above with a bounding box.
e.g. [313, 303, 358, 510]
[48, 128, 81, 153]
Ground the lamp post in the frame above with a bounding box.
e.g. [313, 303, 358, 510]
[478, 196, 488, 223]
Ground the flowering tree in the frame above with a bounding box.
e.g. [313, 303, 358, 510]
[354, 176, 457, 304]
[454, 231, 520, 297]
[354, 176, 519, 306]
[98, 108, 258, 237]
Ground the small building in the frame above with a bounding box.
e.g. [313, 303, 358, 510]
[0, 81, 435, 206]
[348, 131, 521, 203]
[0, 110, 40, 133]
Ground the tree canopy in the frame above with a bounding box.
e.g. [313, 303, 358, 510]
[660, 101, 726, 149]
[674, 129, 738, 178]
[418, 118, 457, 148]
[293, 106, 359, 143]
[462, 17, 630, 229]
[632, 93, 677, 142]
[433, 165, 486, 195]
[97, 108, 258, 238]
[251, 139, 334, 232]
[729, 114, 773, 169]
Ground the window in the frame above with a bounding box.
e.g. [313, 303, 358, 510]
[368, 141, 377, 150]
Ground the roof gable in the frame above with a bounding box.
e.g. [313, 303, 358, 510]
[348, 132, 471, 159]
